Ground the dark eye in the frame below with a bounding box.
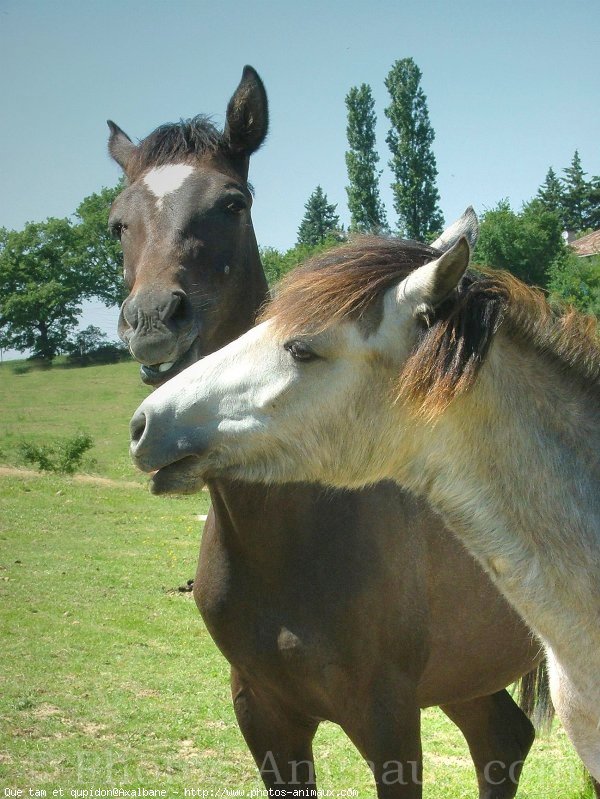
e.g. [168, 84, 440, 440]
[284, 340, 318, 363]
[110, 221, 127, 240]
[222, 194, 248, 215]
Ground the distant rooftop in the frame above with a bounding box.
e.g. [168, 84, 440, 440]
[570, 229, 600, 257]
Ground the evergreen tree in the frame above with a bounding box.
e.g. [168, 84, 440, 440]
[586, 175, 600, 230]
[297, 186, 341, 246]
[537, 167, 564, 217]
[384, 58, 443, 240]
[562, 151, 589, 232]
[345, 84, 387, 233]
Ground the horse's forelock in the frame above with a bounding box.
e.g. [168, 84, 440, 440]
[262, 237, 438, 336]
[126, 116, 227, 181]
[262, 238, 600, 418]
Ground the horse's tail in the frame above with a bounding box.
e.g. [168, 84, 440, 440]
[517, 659, 554, 732]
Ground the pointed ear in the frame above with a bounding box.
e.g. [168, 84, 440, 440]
[224, 66, 269, 159]
[402, 237, 470, 308]
[430, 207, 479, 252]
[107, 120, 137, 172]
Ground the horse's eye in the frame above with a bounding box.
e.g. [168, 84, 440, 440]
[110, 222, 126, 240]
[284, 340, 318, 363]
[222, 195, 247, 214]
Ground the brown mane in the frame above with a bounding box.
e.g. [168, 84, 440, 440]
[262, 235, 600, 416]
[262, 236, 439, 332]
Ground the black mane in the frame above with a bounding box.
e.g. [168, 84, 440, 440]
[128, 115, 225, 179]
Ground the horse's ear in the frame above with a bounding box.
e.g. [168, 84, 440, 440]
[430, 207, 479, 252]
[224, 66, 269, 159]
[401, 237, 470, 309]
[107, 120, 137, 172]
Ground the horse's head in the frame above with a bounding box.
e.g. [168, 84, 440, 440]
[108, 66, 269, 385]
[129, 212, 478, 494]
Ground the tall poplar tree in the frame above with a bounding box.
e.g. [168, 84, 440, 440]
[345, 84, 387, 233]
[384, 58, 443, 240]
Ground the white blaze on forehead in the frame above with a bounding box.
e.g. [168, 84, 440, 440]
[143, 164, 195, 208]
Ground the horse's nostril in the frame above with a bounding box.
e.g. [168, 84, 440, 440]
[130, 410, 147, 445]
[161, 290, 186, 324]
[171, 294, 188, 324]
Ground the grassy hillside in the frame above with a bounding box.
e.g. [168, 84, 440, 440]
[0, 359, 592, 797]
[0, 358, 149, 481]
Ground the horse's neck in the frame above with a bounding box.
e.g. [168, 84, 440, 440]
[204, 233, 281, 562]
[205, 479, 323, 568]
[402, 332, 600, 663]
[213, 231, 268, 350]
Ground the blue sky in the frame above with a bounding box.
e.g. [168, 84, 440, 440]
[1, 0, 599, 355]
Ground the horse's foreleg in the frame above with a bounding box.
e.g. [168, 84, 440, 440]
[339, 676, 422, 799]
[230, 667, 318, 798]
[441, 690, 535, 799]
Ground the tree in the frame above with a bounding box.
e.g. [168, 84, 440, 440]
[297, 186, 342, 246]
[384, 58, 443, 240]
[586, 175, 600, 230]
[562, 151, 589, 233]
[64, 325, 108, 357]
[474, 199, 567, 288]
[0, 219, 83, 360]
[345, 84, 387, 233]
[260, 238, 344, 287]
[548, 254, 600, 317]
[537, 167, 564, 217]
[73, 182, 125, 306]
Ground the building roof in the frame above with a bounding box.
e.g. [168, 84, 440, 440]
[570, 230, 600, 257]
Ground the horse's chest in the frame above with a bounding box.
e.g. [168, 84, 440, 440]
[194, 549, 349, 695]
[198, 569, 331, 666]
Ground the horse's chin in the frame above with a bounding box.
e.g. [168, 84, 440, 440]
[149, 456, 207, 495]
[139, 341, 203, 387]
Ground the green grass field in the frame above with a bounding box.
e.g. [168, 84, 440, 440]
[0, 359, 593, 798]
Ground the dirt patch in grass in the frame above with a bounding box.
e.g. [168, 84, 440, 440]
[30, 703, 62, 719]
[0, 465, 142, 489]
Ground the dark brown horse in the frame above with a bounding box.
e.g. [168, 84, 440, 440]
[109, 67, 547, 799]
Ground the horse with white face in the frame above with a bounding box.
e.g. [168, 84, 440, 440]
[130, 235, 600, 784]
[111, 71, 552, 798]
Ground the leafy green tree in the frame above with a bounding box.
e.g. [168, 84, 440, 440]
[0, 219, 83, 360]
[297, 186, 342, 246]
[562, 151, 590, 232]
[345, 84, 387, 233]
[73, 182, 124, 306]
[260, 237, 343, 287]
[64, 325, 108, 357]
[384, 58, 443, 240]
[474, 199, 567, 288]
[537, 167, 564, 217]
[548, 253, 600, 317]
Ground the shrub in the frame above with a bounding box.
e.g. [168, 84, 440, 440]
[66, 343, 129, 366]
[18, 432, 94, 475]
[548, 253, 600, 317]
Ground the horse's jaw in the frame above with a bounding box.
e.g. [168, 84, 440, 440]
[148, 456, 207, 495]
[139, 339, 205, 386]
